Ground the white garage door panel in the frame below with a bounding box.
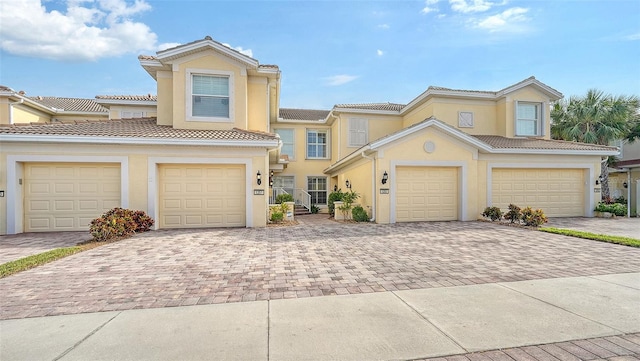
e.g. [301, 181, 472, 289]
[159, 164, 246, 228]
[396, 167, 458, 222]
[492, 168, 585, 217]
[24, 163, 121, 232]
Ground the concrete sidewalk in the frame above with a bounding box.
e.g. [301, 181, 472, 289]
[2, 272, 639, 361]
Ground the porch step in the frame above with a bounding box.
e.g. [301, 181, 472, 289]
[294, 205, 311, 215]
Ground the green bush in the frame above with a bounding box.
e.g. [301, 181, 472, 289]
[275, 193, 294, 204]
[338, 191, 360, 220]
[595, 202, 628, 216]
[481, 206, 503, 221]
[614, 196, 627, 204]
[270, 203, 289, 223]
[311, 205, 320, 214]
[520, 207, 548, 227]
[352, 206, 369, 222]
[328, 190, 344, 216]
[504, 204, 522, 223]
[89, 208, 154, 242]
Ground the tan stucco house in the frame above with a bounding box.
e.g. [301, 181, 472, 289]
[0, 36, 618, 235]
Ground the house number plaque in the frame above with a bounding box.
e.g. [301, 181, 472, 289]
[254, 189, 265, 195]
[380, 188, 390, 194]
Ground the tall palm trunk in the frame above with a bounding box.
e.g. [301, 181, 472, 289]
[600, 158, 610, 201]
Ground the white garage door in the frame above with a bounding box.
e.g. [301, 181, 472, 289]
[492, 168, 585, 217]
[159, 164, 246, 228]
[24, 163, 121, 232]
[396, 166, 458, 222]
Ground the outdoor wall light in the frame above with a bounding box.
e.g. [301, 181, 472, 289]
[381, 171, 389, 185]
[596, 175, 602, 185]
[269, 170, 274, 187]
[334, 185, 338, 192]
[257, 171, 262, 185]
[623, 181, 628, 189]
[345, 179, 351, 189]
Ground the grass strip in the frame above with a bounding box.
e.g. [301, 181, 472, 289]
[539, 227, 640, 247]
[0, 246, 84, 278]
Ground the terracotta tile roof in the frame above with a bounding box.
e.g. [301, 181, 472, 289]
[428, 86, 495, 95]
[259, 64, 279, 69]
[614, 158, 640, 168]
[0, 85, 13, 92]
[28, 96, 108, 113]
[0, 118, 278, 142]
[334, 102, 405, 111]
[279, 108, 330, 121]
[472, 135, 617, 151]
[96, 95, 157, 101]
[138, 55, 157, 61]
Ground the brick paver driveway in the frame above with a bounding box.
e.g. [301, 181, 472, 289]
[1, 219, 639, 320]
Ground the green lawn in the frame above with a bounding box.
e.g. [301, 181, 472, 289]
[539, 227, 640, 247]
[0, 246, 84, 278]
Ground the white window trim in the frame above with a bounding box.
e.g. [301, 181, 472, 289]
[307, 176, 328, 205]
[306, 129, 330, 159]
[515, 101, 544, 137]
[274, 128, 295, 161]
[348, 118, 368, 147]
[186, 68, 234, 123]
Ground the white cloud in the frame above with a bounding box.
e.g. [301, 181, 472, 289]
[0, 0, 159, 61]
[378, 24, 390, 29]
[157, 42, 182, 51]
[421, 0, 440, 14]
[377, 49, 384, 56]
[625, 33, 640, 41]
[324, 75, 358, 86]
[476, 7, 530, 32]
[222, 43, 253, 58]
[450, 0, 497, 13]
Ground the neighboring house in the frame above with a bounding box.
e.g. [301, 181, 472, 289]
[95, 95, 158, 120]
[0, 86, 108, 124]
[610, 140, 640, 215]
[0, 36, 618, 235]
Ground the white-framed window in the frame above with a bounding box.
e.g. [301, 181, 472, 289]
[348, 118, 368, 147]
[307, 129, 329, 159]
[273, 176, 295, 195]
[275, 129, 295, 160]
[307, 177, 328, 205]
[186, 69, 234, 122]
[515, 101, 543, 136]
[458, 111, 474, 128]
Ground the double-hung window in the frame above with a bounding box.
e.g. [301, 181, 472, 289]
[515, 101, 543, 136]
[275, 129, 295, 160]
[307, 177, 327, 205]
[187, 69, 233, 122]
[307, 129, 328, 159]
[348, 118, 368, 147]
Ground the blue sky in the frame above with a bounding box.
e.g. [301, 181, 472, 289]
[1, 0, 639, 110]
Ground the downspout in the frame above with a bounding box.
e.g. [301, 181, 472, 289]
[361, 151, 376, 222]
[627, 169, 631, 218]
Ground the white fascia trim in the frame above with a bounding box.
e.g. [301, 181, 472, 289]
[256, 68, 280, 75]
[0, 135, 279, 148]
[276, 118, 328, 124]
[147, 157, 255, 229]
[6, 155, 129, 235]
[497, 80, 563, 100]
[389, 160, 468, 223]
[332, 108, 400, 116]
[486, 162, 595, 217]
[401, 90, 494, 114]
[157, 40, 258, 68]
[95, 99, 157, 106]
[486, 148, 619, 156]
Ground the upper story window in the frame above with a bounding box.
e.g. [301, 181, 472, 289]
[516, 101, 543, 136]
[348, 118, 368, 147]
[275, 129, 295, 160]
[307, 129, 329, 159]
[307, 177, 328, 205]
[186, 69, 234, 122]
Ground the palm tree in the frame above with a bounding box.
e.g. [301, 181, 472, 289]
[551, 89, 639, 200]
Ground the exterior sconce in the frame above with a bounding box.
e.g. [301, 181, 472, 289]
[256, 171, 262, 185]
[595, 175, 602, 185]
[381, 171, 388, 185]
[345, 179, 351, 189]
[623, 181, 628, 188]
[334, 185, 338, 192]
[269, 170, 274, 187]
